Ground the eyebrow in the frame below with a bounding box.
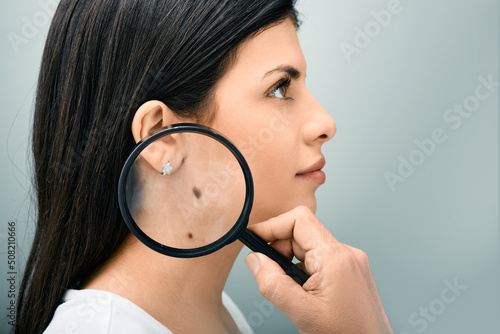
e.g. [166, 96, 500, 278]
[262, 65, 304, 80]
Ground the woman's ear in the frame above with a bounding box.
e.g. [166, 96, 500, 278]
[131, 100, 186, 175]
[131, 100, 180, 143]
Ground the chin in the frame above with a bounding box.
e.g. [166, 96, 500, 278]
[308, 202, 317, 214]
[296, 197, 317, 214]
[247, 192, 318, 226]
[280, 195, 317, 216]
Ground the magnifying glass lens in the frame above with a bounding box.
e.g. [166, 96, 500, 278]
[125, 131, 246, 249]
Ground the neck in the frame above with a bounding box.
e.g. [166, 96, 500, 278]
[82, 233, 244, 333]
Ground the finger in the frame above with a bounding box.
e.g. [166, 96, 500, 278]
[269, 239, 293, 260]
[245, 252, 311, 315]
[294, 261, 306, 272]
[269, 238, 308, 264]
[248, 206, 338, 252]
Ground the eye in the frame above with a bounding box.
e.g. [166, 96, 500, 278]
[268, 75, 294, 101]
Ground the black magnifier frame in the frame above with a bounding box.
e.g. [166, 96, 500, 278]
[118, 123, 250, 258]
[118, 123, 310, 285]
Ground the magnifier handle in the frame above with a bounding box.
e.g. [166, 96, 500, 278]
[239, 229, 310, 286]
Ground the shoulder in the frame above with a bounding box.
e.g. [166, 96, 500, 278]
[44, 289, 254, 334]
[43, 289, 172, 334]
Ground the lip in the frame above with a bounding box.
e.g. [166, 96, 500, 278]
[296, 157, 326, 184]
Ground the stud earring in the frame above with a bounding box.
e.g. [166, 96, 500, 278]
[161, 162, 173, 175]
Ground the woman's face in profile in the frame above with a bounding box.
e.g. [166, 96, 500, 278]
[210, 18, 337, 224]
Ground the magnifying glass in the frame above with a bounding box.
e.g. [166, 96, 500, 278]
[118, 123, 310, 285]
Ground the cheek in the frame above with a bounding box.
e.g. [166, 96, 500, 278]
[247, 137, 299, 223]
[211, 104, 315, 222]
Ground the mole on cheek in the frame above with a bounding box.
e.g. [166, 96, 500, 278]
[188, 233, 193, 239]
[193, 187, 201, 199]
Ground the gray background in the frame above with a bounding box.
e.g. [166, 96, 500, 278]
[1, 1, 498, 333]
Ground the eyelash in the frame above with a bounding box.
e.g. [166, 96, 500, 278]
[269, 74, 294, 101]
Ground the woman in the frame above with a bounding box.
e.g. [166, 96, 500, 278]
[16, 1, 393, 333]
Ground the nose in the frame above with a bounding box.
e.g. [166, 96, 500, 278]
[302, 90, 336, 145]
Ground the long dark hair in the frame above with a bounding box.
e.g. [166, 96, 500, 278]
[16, 1, 300, 333]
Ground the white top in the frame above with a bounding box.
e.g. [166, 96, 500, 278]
[44, 289, 254, 334]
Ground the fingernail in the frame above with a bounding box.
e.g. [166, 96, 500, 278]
[245, 253, 260, 276]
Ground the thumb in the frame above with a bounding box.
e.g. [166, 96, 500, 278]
[245, 252, 307, 314]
